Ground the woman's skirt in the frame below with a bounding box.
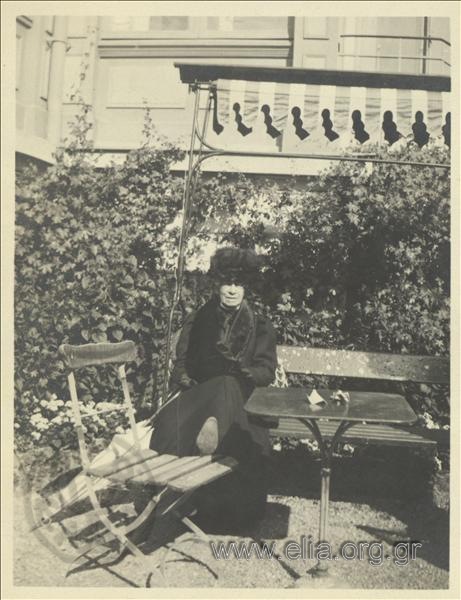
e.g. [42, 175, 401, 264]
[149, 375, 270, 528]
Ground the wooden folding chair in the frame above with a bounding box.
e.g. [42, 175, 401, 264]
[31, 341, 237, 580]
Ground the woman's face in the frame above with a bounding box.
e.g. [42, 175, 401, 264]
[219, 283, 245, 308]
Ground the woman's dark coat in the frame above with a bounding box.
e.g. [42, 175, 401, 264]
[149, 296, 277, 527]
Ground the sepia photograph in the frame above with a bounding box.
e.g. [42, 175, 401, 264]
[2, 1, 459, 596]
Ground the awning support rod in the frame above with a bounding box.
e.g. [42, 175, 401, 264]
[194, 133, 451, 169]
[159, 83, 205, 406]
[160, 85, 215, 406]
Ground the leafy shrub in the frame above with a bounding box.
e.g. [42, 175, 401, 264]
[271, 144, 450, 355]
[15, 123, 450, 451]
[15, 121, 185, 450]
[185, 143, 449, 349]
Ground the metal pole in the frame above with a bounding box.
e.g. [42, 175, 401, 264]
[299, 418, 330, 576]
[319, 466, 330, 542]
[160, 84, 201, 406]
[422, 17, 429, 75]
[300, 419, 355, 577]
[183, 91, 212, 241]
[315, 461, 331, 576]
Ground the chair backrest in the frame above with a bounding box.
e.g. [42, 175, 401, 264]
[59, 341, 138, 469]
[276, 345, 449, 385]
[59, 341, 137, 368]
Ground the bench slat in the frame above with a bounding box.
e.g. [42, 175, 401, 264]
[271, 429, 436, 447]
[275, 429, 437, 445]
[272, 420, 422, 435]
[269, 418, 449, 447]
[277, 346, 449, 384]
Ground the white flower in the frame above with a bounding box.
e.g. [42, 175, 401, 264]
[422, 412, 439, 430]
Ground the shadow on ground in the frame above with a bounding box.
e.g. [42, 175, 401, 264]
[14, 443, 449, 587]
[267, 445, 449, 572]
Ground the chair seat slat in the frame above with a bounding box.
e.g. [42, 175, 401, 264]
[88, 451, 175, 480]
[135, 456, 212, 486]
[168, 457, 238, 492]
[130, 456, 210, 485]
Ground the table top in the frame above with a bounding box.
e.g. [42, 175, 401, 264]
[245, 387, 418, 425]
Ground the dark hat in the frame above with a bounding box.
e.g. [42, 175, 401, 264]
[208, 247, 262, 282]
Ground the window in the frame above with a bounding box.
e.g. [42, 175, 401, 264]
[103, 16, 290, 38]
[338, 17, 450, 75]
[211, 17, 289, 34]
[149, 16, 190, 31]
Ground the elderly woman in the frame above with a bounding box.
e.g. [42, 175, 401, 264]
[149, 247, 277, 529]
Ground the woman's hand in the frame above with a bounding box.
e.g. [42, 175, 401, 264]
[216, 341, 239, 363]
[178, 374, 197, 390]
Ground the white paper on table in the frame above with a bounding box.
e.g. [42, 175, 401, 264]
[308, 388, 326, 406]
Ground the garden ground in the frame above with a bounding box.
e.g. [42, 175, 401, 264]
[13, 446, 449, 590]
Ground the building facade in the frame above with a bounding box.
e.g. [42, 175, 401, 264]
[16, 15, 451, 173]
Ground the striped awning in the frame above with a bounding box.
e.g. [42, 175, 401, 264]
[213, 79, 451, 148]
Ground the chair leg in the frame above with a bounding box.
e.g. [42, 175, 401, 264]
[124, 495, 160, 534]
[83, 475, 156, 569]
[155, 487, 195, 518]
[65, 490, 165, 577]
[180, 513, 209, 542]
[62, 475, 229, 585]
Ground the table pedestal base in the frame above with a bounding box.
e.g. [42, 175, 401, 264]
[300, 418, 355, 578]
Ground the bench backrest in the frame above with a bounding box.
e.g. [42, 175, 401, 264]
[276, 345, 449, 385]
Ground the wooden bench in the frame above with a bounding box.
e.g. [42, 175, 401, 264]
[268, 346, 450, 452]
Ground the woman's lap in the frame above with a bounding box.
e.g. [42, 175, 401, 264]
[149, 375, 270, 527]
[150, 375, 269, 460]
